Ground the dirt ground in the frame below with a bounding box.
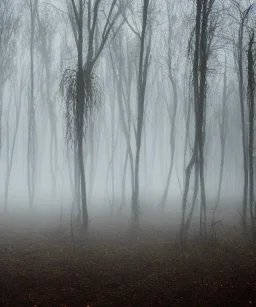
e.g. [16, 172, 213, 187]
[0, 217, 256, 307]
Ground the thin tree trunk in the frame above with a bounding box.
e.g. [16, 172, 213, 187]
[121, 147, 129, 212]
[88, 120, 95, 204]
[185, 159, 199, 237]
[109, 38, 135, 211]
[212, 55, 228, 222]
[180, 0, 202, 243]
[28, 0, 38, 210]
[159, 76, 178, 209]
[180, 142, 197, 242]
[238, 19, 248, 232]
[4, 82, 22, 212]
[45, 62, 57, 199]
[74, 140, 81, 221]
[198, 0, 210, 238]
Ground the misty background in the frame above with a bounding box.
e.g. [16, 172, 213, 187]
[0, 0, 254, 232]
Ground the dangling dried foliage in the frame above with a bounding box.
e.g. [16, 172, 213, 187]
[84, 69, 102, 127]
[60, 67, 101, 146]
[60, 68, 77, 145]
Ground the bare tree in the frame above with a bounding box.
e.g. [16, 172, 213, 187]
[36, 4, 58, 198]
[4, 74, 23, 211]
[27, 0, 38, 210]
[130, 0, 152, 229]
[158, 0, 179, 209]
[247, 27, 256, 239]
[61, 0, 124, 231]
[233, 2, 254, 232]
[212, 53, 229, 223]
[109, 28, 135, 213]
[180, 0, 216, 242]
[0, 0, 18, 157]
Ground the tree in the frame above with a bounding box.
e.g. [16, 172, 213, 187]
[0, 0, 18, 157]
[4, 74, 23, 212]
[61, 0, 124, 231]
[109, 28, 135, 213]
[158, 0, 179, 209]
[26, 0, 38, 210]
[131, 0, 152, 229]
[36, 4, 58, 198]
[233, 1, 255, 232]
[247, 27, 256, 240]
[180, 0, 216, 242]
[212, 53, 229, 223]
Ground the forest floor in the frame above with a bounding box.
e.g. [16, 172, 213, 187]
[0, 216, 256, 307]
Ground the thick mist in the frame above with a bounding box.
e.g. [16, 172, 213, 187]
[1, 1, 256, 306]
[0, 0, 248, 224]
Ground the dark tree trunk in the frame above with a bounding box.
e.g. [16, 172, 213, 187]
[238, 20, 248, 232]
[132, 0, 151, 229]
[247, 31, 255, 234]
[76, 0, 88, 231]
[180, 0, 214, 242]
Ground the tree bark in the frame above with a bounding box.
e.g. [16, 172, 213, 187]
[247, 31, 255, 234]
[132, 0, 151, 229]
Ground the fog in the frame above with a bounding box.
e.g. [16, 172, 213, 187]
[1, 1, 256, 305]
[0, 0, 249, 223]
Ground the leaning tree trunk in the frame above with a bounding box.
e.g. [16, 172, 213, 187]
[159, 76, 178, 209]
[180, 0, 202, 243]
[45, 60, 58, 198]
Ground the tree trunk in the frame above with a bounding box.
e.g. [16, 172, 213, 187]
[238, 19, 248, 232]
[4, 81, 22, 212]
[76, 0, 88, 232]
[132, 0, 150, 229]
[212, 55, 228, 222]
[247, 31, 255, 233]
[159, 76, 178, 209]
[28, 0, 38, 210]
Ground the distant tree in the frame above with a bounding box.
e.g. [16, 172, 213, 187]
[36, 4, 58, 199]
[26, 0, 38, 210]
[212, 53, 229, 223]
[4, 73, 23, 212]
[109, 28, 135, 213]
[158, 0, 179, 210]
[129, 0, 152, 229]
[0, 0, 18, 157]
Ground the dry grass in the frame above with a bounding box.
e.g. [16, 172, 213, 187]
[0, 218, 256, 307]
